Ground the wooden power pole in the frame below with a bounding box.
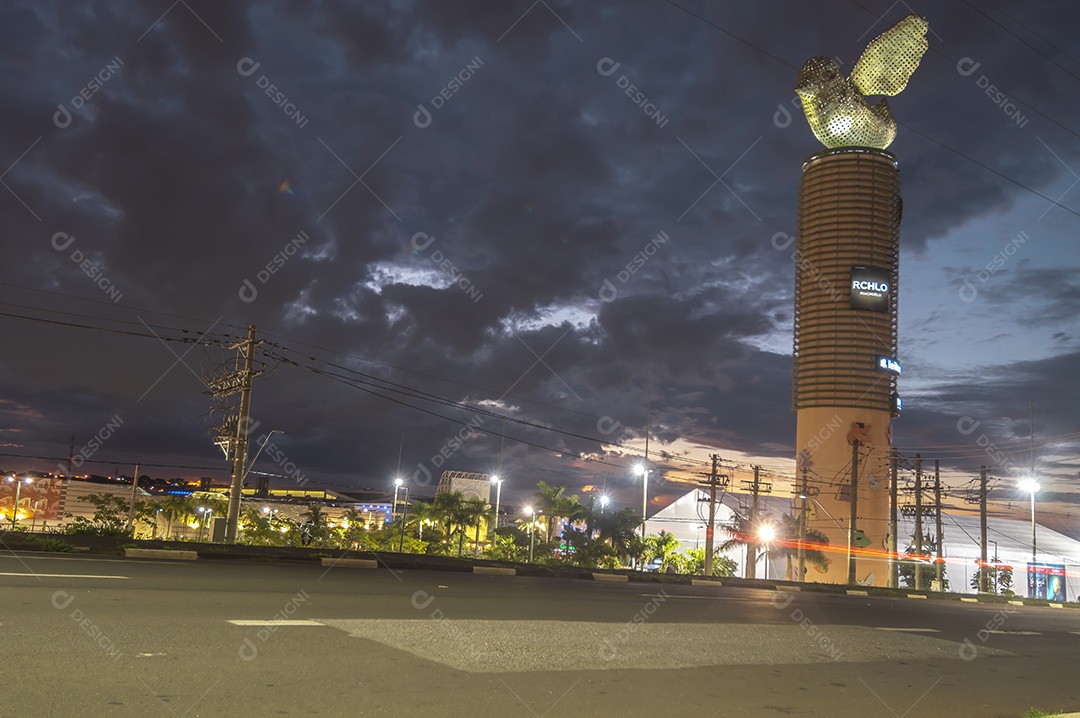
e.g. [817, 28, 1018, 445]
[889, 447, 898, 588]
[934, 459, 943, 590]
[979, 465, 988, 593]
[847, 438, 860, 586]
[914, 454, 923, 590]
[225, 325, 259, 544]
[704, 454, 721, 577]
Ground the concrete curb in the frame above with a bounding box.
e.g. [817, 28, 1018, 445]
[592, 573, 629, 582]
[691, 579, 723, 587]
[321, 558, 377, 569]
[124, 548, 198, 561]
[473, 566, 516, 576]
[846, 590, 869, 596]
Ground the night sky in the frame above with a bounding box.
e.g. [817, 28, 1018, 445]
[1, 1, 1077, 526]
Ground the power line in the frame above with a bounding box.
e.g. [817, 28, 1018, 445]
[0, 281, 248, 332]
[985, 2, 1080, 70]
[668, 0, 1080, 220]
[0, 308, 232, 346]
[957, 0, 1080, 84]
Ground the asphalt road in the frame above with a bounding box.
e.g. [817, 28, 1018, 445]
[2, 552, 1079, 717]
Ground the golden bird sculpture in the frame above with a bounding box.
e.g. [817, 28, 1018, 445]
[796, 15, 929, 149]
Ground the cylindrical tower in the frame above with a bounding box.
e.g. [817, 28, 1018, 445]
[794, 147, 900, 586]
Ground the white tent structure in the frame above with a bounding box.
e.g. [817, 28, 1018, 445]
[645, 488, 1080, 600]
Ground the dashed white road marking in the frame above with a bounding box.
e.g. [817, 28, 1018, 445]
[985, 630, 1041, 635]
[0, 572, 129, 579]
[0, 555, 185, 565]
[226, 620, 324, 627]
[875, 627, 940, 633]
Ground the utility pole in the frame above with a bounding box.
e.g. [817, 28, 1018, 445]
[127, 462, 141, 532]
[225, 325, 260, 544]
[888, 447, 898, 588]
[743, 466, 767, 580]
[847, 438, 860, 586]
[979, 465, 988, 593]
[798, 464, 809, 583]
[749, 466, 760, 580]
[641, 388, 651, 541]
[914, 454, 923, 591]
[934, 459, 943, 590]
[67, 436, 75, 477]
[704, 454, 720, 578]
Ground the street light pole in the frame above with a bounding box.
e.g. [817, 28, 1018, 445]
[759, 525, 775, 581]
[1020, 478, 1040, 596]
[525, 507, 540, 563]
[392, 478, 403, 522]
[1030, 490, 1037, 566]
[636, 465, 651, 540]
[398, 486, 410, 553]
[7, 476, 32, 529]
[490, 475, 502, 540]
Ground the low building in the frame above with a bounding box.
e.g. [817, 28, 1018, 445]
[646, 487, 1080, 600]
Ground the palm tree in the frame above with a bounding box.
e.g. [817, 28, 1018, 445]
[463, 497, 488, 557]
[591, 506, 640, 566]
[159, 495, 195, 539]
[650, 531, 683, 572]
[718, 511, 758, 578]
[533, 481, 568, 544]
[555, 494, 586, 554]
[770, 513, 830, 581]
[299, 503, 330, 546]
[431, 491, 469, 556]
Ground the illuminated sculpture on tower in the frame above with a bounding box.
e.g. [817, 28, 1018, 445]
[792, 15, 928, 586]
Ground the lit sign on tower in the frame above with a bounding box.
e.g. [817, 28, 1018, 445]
[851, 266, 891, 312]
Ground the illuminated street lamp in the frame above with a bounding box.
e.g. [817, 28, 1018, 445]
[1020, 477, 1040, 595]
[599, 495, 610, 510]
[397, 484, 410, 553]
[759, 524, 776, 581]
[524, 506, 542, 563]
[489, 474, 503, 539]
[392, 477, 404, 521]
[6, 476, 33, 529]
[635, 464, 652, 540]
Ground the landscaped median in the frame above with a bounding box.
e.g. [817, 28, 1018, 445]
[3, 531, 1079, 609]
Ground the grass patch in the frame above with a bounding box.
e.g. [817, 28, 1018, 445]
[31, 537, 74, 552]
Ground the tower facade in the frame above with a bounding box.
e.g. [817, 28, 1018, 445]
[793, 147, 900, 585]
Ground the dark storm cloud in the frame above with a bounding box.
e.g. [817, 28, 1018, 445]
[0, 1, 1076, 509]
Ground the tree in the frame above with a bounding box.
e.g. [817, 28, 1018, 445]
[898, 534, 950, 590]
[431, 491, 477, 557]
[971, 557, 1014, 596]
[533, 481, 569, 544]
[299, 503, 333, 547]
[590, 506, 640, 566]
[65, 493, 132, 537]
[462, 497, 488, 557]
[718, 511, 757, 578]
[647, 531, 684, 572]
[485, 533, 526, 562]
[769, 513, 831, 581]
[158, 495, 195, 539]
[683, 547, 738, 577]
